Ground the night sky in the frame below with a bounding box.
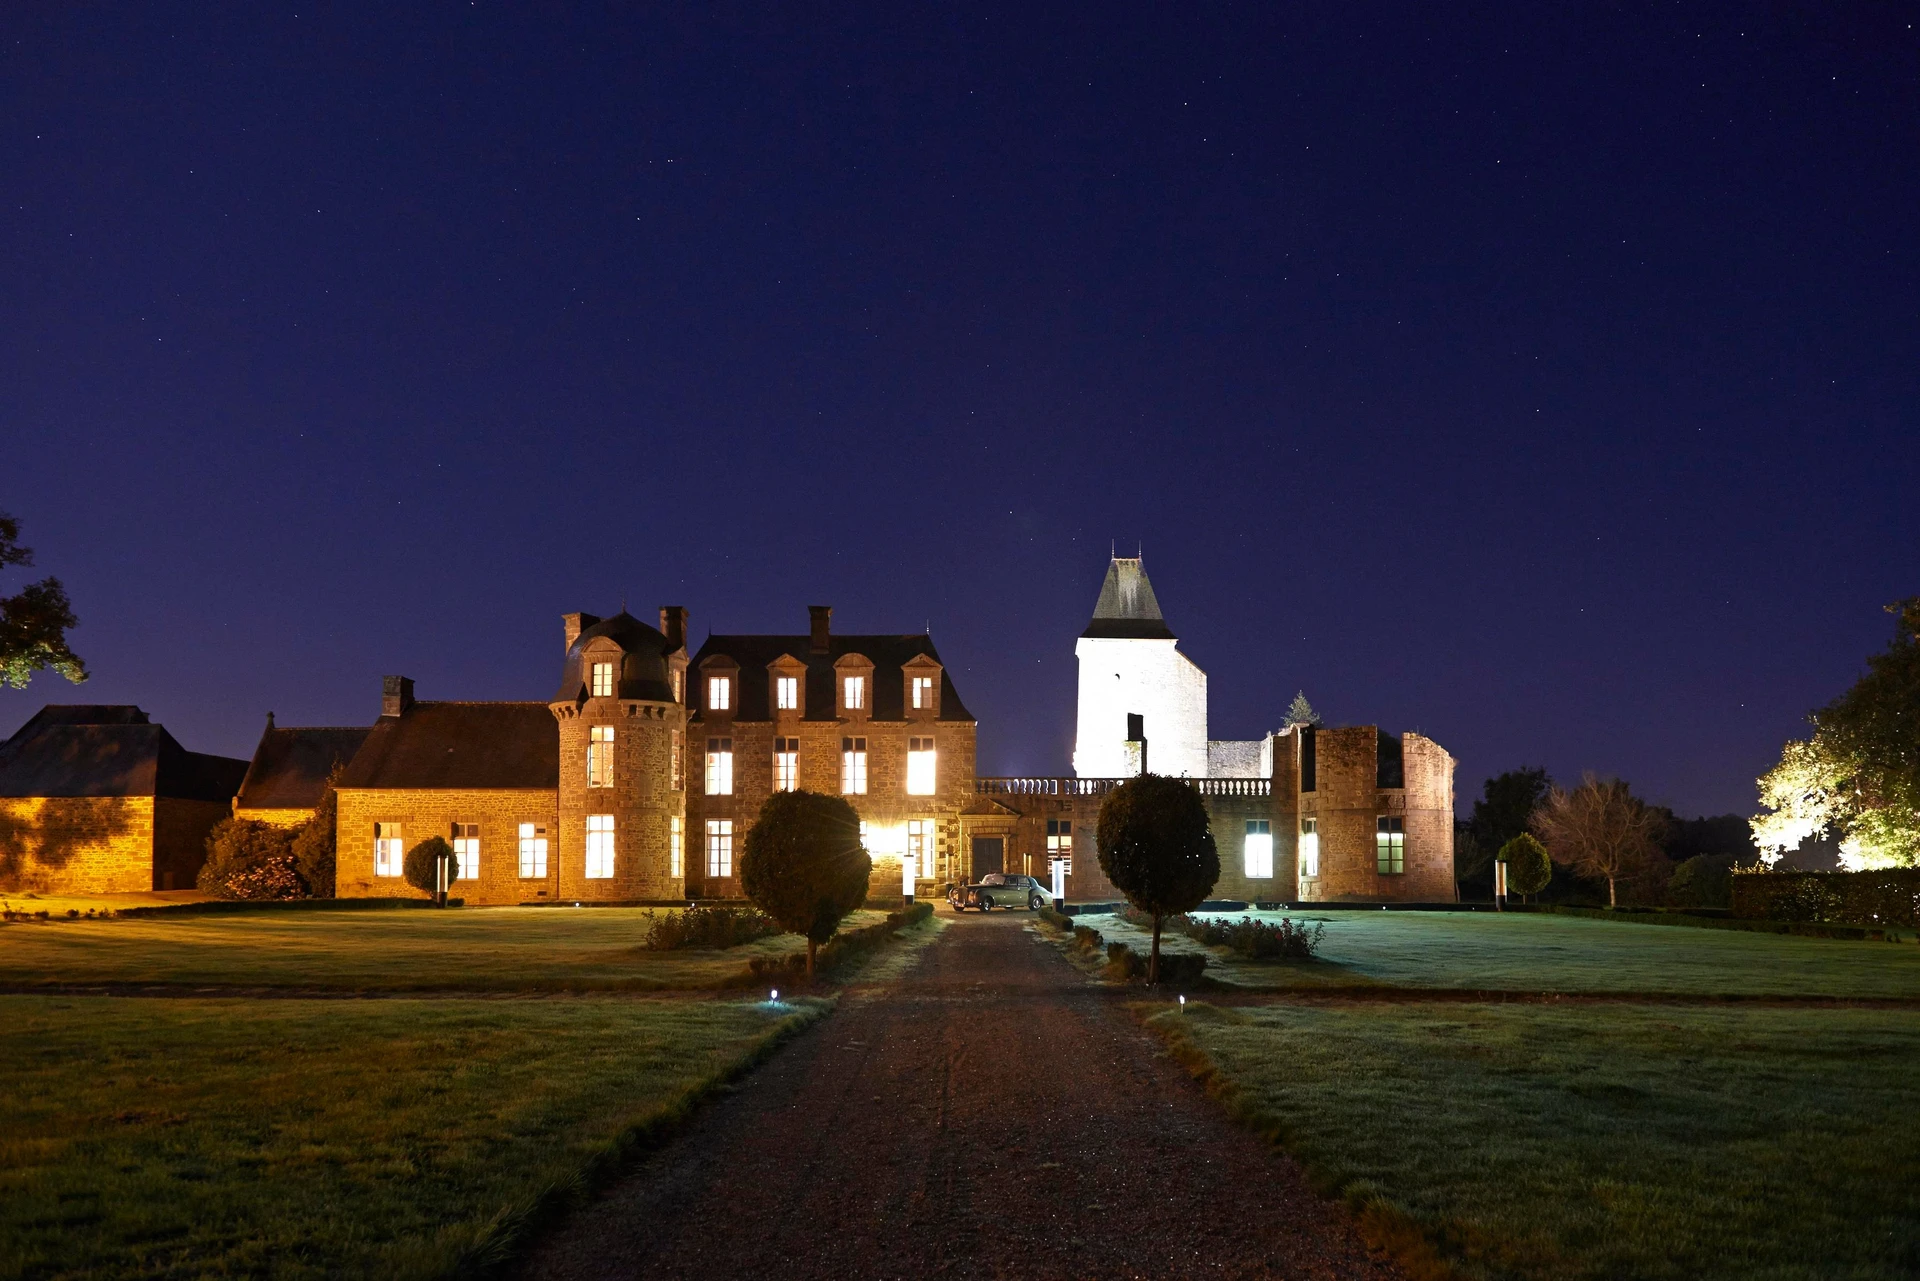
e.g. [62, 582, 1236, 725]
[5, 4, 1916, 817]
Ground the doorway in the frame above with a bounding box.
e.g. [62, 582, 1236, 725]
[970, 836, 1004, 879]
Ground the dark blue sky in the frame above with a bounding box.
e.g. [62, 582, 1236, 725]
[4, 3, 1915, 816]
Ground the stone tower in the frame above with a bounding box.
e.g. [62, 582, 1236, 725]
[1072, 556, 1209, 779]
[549, 609, 689, 901]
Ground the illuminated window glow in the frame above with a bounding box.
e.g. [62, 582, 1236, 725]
[907, 818, 934, 881]
[452, 822, 480, 880]
[1046, 819, 1073, 875]
[705, 738, 733, 795]
[906, 736, 936, 795]
[843, 675, 864, 711]
[1300, 817, 1319, 879]
[706, 819, 733, 877]
[774, 737, 799, 792]
[912, 675, 934, 709]
[374, 822, 403, 877]
[1376, 816, 1405, 875]
[590, 661, 615, 698]
[708, 676, 731, 711]
[585, 814, 615, 879]
[588, 725, 613, 787]
[670, 728, 683, 791]
[776, 675, 798, 710]
[1244, 819, 1273, 879]
[669, 816, 683, 878]
[841, 737, 868, 794]
[518, 823, 548, 878]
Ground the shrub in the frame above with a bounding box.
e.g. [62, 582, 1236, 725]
[1187, 914, 1324, 959]
[1071, 923, 1105, 954]
[1731, 869, 1920, 926]
[1096, 774, 1220, 984]
[1037, 904, 1074, 932]
[1668, 854, 1738, 909]
[1103, 941, 1207, 984]
[643, 904, 782, 951]
[197, 818, 303, 900]
[288, 763, 344, 898]
[740, 790, 873, 977]
[403, 837, 454, 898]
[1498, 833, 1553, 900]
[745, 901, 931, 980]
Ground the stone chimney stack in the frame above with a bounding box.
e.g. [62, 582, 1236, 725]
[809, 605, 832, 655]
[381, 675, 415, 719]
[659, 606, 688, 653]
[562, 613, 600, 652]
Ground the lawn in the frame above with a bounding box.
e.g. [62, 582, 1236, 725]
[1151, 1000, 1920, 1281]
[0, 905, 888, 992]
[0, 992, 827, 1281]
[1075, 909, 1920, 998]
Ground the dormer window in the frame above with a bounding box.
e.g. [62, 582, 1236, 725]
[708, 676, 731, 712]
[776, 675, 799, 710]
[843, 675, 865, 711]
[590, 661, 616, 698]
[912, 676, 933, 709]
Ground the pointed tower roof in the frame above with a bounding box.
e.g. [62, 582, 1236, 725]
[1080, 556, 1176, 640]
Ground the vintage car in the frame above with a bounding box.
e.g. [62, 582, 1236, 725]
[951, 872, 1049, 912]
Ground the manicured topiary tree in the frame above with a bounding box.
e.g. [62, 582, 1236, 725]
[404, 836, 454, 903]
[740, 790, 873, 977]
[1096, 774, 1219, 984]
[1497, 832, 1552, 902]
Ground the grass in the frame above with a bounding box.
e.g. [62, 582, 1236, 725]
[1075, 909, 1920, 998]
[0, 992, 828, 1280]
[1149, 1000, 1920, 1281]
[0, 906, 888, 992]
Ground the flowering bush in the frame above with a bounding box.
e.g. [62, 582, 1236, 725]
[197, 818, 304, 900]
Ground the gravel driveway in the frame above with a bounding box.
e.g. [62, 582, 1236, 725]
[515, 911, 1403, 1281]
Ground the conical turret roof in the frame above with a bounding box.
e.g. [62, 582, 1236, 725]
[1080, 556, 1176, 640]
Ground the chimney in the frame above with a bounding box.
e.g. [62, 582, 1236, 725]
[381, 675, 415, 719]
[562, 612, 600, 652]
[809, 605, 832, 655]
[659, 605, 688, 653]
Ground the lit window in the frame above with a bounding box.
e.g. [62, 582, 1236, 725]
[907, 817, 934, 881]
[452, 822, 480, 880]
[708, 676, 731, 711]
[590, 661, 615, 698]
[906, 736, 936, 795]
[518, 823, 549, 878]
[669, 816, 684, 878]
[843, 675, 864, 711]
[912, 675, 934, 709]
[841, 737, 868, 794]
[1300, 818, 1319, 879]
[1376, 816, 1405, 875]
[670, 728, 684, 791]
[706, 819, 733, 877]
[705, 738, 733, 795]
[1244, 819, 1273, 879]
[588, 725, 614, 788]
[776, 675, 798, 710]
[774, 737, 800, 792]
[1046, 819, 1073, 875]
[374, 822, 403, 877]
[585, 814, 615, 879]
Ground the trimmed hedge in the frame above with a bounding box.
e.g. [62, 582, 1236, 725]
[1103, 942, 1208, 985]
[1731, 869, 1920, 928]
[643, 904, 781, 951]
[748, 901, 933, 981]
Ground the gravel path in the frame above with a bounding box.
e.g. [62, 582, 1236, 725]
[515, 911, 1403, 1281]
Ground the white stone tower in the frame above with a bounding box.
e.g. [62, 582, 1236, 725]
[1072, 556, 1209, 778]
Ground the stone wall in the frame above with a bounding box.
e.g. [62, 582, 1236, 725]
[0, 796, 155, 894]
[153, 798, 230, 891]
[335, 788, 559, 904]
[554, 697, 685, 904]
[233, 807, 315, 829]
[1297, 727, 1455, 903]
[1073, 637, 1209, 779]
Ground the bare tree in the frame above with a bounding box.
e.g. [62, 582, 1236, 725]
[1530, 772, 1668, 907]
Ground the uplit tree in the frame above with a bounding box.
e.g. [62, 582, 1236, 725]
[0, 511, 86, 689]
[1096, 774, 1219, 984]
[1284, 692, 1322, 728]
[1752, 598, 1920, 870]
[740, 790, 873, 977]
[1496, 833, 1552, 902]
[1530, 773, 1668, 907]
[290, 763, 345, 897]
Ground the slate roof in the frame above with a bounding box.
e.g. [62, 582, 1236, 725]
[689, 634, 973, 724]
[235, 725, 371, 811]
[0, 705, 248, 802]
[1081, 557, 1176, 640]
[337, 702, 558, 791]
[553, 611, 677, 704]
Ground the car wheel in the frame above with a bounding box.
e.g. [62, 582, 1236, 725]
[978, 899, 991, 912]
[1030, 894, 1044, 911]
